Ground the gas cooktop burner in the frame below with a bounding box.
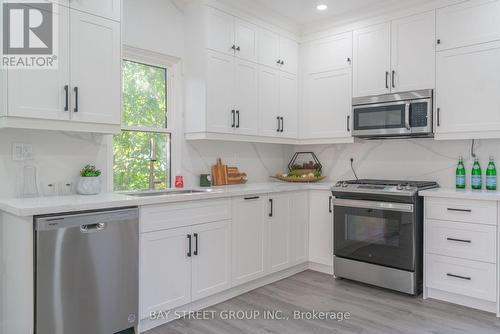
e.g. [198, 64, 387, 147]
[332, 179, 439, 196]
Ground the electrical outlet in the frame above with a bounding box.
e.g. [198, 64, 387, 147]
[12, 143, 33, 161]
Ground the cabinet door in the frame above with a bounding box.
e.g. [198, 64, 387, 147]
[267, 194, 291, 273]
[232, 196, 267, 286]
[258, 66, 281, 137]
[436, 41, 500, 137]
[279, 72, 298, 138]
[303, 32, 353, 73]
[279, 37, 298, 74]
[191, 221, 231, 301]
[391, 11, 435, 92]
[259, 28, 280, 69]
[140, 227, 192, 319]
[309, 191, 334, 267]
[353, 23, 391, 97]
[234, 18, 258, 62]
[206, 50, 235, 134]
[7, 5, 70, 121]
[206, 7, 235, 56]
[70, 0, 120, 21]
[302, 68, 352, 139]
[234, 59, 259, 136]
[290, 192, 309, 265]
[70, 10, 121, 125]
[437, 0, 500, 51]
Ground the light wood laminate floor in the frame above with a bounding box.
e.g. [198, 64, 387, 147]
[145, 270, 500, 334]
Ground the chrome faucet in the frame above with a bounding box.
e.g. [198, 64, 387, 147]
[149, 138, 163, 190]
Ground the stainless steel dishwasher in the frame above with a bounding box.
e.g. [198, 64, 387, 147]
[35, 207, 139, 334]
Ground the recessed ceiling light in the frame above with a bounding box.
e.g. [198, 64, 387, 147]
[316, 4, 328, 11]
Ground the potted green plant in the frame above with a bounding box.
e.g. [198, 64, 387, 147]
[77, 165, 102, 195]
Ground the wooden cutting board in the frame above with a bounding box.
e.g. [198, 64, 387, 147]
[212, 158, 228, 186]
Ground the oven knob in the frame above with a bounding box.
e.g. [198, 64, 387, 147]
[405, 184, 413, 191]
[342, 182, 349, 188]
[397, 184, 404, 190]
[335, 181, 343, 187]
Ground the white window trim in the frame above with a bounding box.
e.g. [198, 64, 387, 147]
[107, 45, 182, 192]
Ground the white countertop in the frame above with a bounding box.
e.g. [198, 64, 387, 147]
[419, 188, 500, 201]
[0, 182, 335, 217]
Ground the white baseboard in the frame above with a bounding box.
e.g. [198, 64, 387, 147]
[308, 261, 334, 275]
[426, 288, 497, 314]
[139, 263, 309, 332]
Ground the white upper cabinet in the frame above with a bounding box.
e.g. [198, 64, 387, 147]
[70, 10, 121, 125]
[303, 32, 353, 74]
[435, 41, 500, 139]
[7, 5, 70, 121]
[207, 7, 235, 56]
[259, 29, 281, 69]
[259, 66, 281, 137]
[70, 0, 121, 21]
[279, 37, 299, 74]
[234, 18, 259, 62]
[437, 0, 500, 51]
[279, 72, 298, 138]
[259, 29, 298, 74]
[353, 22, 391, 97]
[234, 59, 259, 135]
[391, 11, 436, 92]
[2, 2, 121, 133]
[302, 68, 352, 140]
[206, 51, 235, 134]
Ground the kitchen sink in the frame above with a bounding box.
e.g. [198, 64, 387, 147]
[126, 189, 215, 197]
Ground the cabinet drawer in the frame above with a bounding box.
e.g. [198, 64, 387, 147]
[140, 199, 231, 233]
[426, 254, 497, 302]
[425, 220, 497, 263]
[425, 198, 497, 225]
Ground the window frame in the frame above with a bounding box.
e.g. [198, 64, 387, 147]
[110, 46, 180, 192]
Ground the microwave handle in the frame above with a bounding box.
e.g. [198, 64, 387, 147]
[405, 103, 410, 130]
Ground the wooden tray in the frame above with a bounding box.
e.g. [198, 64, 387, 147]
[271, 175, 326, 183]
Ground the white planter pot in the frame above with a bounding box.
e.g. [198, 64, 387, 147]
[77, 176, 101, 195]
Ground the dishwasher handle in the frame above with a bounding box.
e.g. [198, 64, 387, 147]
[80, 223, 106, 233]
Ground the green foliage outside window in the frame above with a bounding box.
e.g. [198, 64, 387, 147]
[113, 60, 170, 191]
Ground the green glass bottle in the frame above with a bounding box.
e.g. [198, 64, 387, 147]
[486, 157, 497, 191]
[456, 156, 466, 189]
[471, 158, 482, 190]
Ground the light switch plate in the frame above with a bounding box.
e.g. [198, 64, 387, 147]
[12, 143, 33, 161]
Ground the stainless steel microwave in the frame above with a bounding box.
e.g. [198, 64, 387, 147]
[352, 89, 433, 139]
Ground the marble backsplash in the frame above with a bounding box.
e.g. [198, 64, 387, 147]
[298, 138, 500, 189]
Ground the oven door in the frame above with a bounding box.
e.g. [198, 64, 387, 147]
[333, 198, 416, 271]
[352, 101, 410, 137]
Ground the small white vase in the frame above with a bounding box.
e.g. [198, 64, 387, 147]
[77, 176, 101, 195]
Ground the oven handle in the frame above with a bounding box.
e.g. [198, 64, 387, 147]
[333, 198, 414, 213]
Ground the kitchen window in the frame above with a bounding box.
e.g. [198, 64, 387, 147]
[113, 58, 172, 191]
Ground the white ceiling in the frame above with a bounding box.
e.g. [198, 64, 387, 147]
[231, 0, 431, 25]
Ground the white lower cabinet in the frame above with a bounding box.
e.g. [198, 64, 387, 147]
[140, 201, 232, 320]
[267, 194, 291, 273]
[424, 196, 498, 313]
[308, 190, 334, 272]
[191, 221, 232, 301]
[231, 195, 267, 286]
[140, 226, 192, 319]
[290, 192, 309, 265]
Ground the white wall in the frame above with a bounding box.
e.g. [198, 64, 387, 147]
[300, 139, 500, 189]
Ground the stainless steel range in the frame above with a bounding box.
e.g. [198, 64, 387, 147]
[331, 179, 438, 295]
